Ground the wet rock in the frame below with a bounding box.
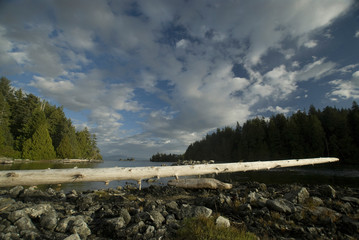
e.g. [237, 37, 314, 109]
[9, 186, 23, 198]
[119, 208, 131, 225]
[8, 209, 28, 223]
[216, 216, 230, 228]
[144, 225, 155, 239]
[193, 206, 213, 218]
[285, 187, 310, 204]
[320, 185, 336, 198]
[40, 211, 58, 230]
[14, 216, 36, 231]
[341, 196, 359, 205]
[149, 210, 165, 228]
[64, 233, 81, 240]
[0, 197, 16, 213]
[26, 203, 55, 218]
[309, 206, 341, 224]
[248, 191, 267, 207]
[166, 201, 179, 212]
[105, 217, 127, 231]
[71, 218, 91, 239]
[56, 216, 81, 233]
[266, 198, 294, 213]
[239, 203, 252, 212]
[20, 230, 40, 240]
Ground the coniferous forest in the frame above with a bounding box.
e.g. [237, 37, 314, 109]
[0, 77, 102, 160]
[184, 103, 359, 165]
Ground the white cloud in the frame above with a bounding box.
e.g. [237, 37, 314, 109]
[304, 40, 318, 48]
[355, 30, 359, 38]
[328, 79, 359, 99]
[176, 39, 189, 49]
[258, 106, 292, 115]
[0, 0, 354, 158]
[296, 58, 336, 81]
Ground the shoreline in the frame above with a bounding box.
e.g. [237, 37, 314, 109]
[0, 157, 104, 165]
[0, 181, 358, 239]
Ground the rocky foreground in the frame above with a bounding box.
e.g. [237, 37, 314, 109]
[0, 181, 358, 240]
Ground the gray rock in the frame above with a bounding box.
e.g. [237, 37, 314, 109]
[56, 216, 79, 233]
[106, 217, 127, 230]
[8, 209, 27, 223]
[166, 201, 179, 212]
[71, 218, 91, 239]
[238, 203, 252, 212]
[20, 230, 40, 240]
[248, 191, 267, 207]
[0, 197, 16, 213]
[310, 206, 341, 224]
[9, 186, 23, 198]
[26, 204, 54, 218]
[341, 196, 359, 205]
[119, 208, 131, 225]
[193, 206, 212, 218]
[285, 187, 310, 204]
[40, 211, 58, 230]
[216, 216, 230, 228]
[266, 199, 294, 213]
[64, 233, 81, 240]
[149, 210, 165, 228]
[320, 185, 336, 198]
[126, 221, 146, 236]
[144, 225, 155, 239]
[14, 216, 37, 231]
[218, 193, 232, 206]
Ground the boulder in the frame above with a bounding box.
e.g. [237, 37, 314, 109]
[149, 210, 165, 228]
[266, 199, 294, 214]
[284, 187, 310, 204]
[216, 216, 230, 228]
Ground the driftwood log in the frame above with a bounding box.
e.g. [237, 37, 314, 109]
[0, 157, 339, 189]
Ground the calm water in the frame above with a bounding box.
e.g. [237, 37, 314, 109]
[1, 159, 358, 192]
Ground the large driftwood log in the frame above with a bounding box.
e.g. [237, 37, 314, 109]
[168, 178, 232, 189]
[0, 157, 338, 189]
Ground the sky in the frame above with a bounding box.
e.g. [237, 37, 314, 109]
[1, 0, 359, 159]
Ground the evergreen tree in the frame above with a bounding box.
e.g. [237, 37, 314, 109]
[22, 124, 56, 160]
[56, 134, 73, 159]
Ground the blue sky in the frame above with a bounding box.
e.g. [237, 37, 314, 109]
[1, 0, 359, 159]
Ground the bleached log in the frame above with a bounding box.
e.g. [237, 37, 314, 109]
[0, 157, 338, 188]
[168, 178, 233, 189]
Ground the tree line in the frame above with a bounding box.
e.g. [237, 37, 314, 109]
[0, 77, 102, 160]
[150, 152, 184, 162]
[183, 103, 359, 164]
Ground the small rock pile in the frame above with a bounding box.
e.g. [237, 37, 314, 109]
[0, 182, 358, 239]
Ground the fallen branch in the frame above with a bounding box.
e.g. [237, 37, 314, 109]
[0, 157, 339, 189]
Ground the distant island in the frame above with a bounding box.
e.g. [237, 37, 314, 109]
[0, 77, 102, 161]
[119, 157, 135, 161]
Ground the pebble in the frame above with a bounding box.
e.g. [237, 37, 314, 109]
[0, 182, 358, 239]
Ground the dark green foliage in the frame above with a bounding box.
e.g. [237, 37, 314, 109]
[0, 77, 102, 160]
[22, 124, 56, 160]
[184, 103, 359, 164]
[150, 152, 184, 162]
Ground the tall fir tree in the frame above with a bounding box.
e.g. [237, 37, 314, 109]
[22, 124, 56, 160]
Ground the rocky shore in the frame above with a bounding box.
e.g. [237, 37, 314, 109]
[0, 181, 358, 239]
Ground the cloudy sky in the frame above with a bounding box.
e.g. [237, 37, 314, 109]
[1, 0, 359, 159]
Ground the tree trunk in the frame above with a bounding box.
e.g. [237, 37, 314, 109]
[0, 157, 338, 189]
